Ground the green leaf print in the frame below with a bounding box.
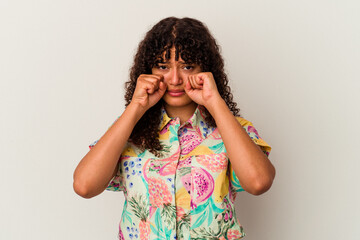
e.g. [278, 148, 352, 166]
[155, 208, 162, 230]
[191, 221, 221, 239]
[177, 212, 190, 237]
[207, 207, 213, 226]
[191, 209, 207, 229]
[169, 126, 179, 144]
[169, 136, 177, 143]
[150, 223, 160, 237]
[128, 193, 149, 225]
[209, 142, 226, 153]
[164, 226, 172, 239]
[124, 212, 133, 226]
[160, 143, 171, 153]
[191, 197, 225, 230]
[152, 208, 168, 239]
[191, 200, 209, 214]
[179, 167, 191, 176]
[138, 151, 146, 158]
[162, 204, 176, 229]
[121, 199, 133, 226]
[170, 125, 177, 135]
[209, 197, 224, 213]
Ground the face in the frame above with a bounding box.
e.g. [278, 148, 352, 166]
[151, 46, 202, 109]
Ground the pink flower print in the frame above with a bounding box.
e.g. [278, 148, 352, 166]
[118, 226, 125, 240]
[158, 148, 180, 175]
[159, 161, 177, 176]
[208, 128, 221, 140]
[179, 130, 202, 155]
[160, 124, 169, 135]
[247, 126, 260, 138]
[227, 229, 243, 240]
[143, 149, 180, 180]
[139, 220, 150, 240]
[196, 153, 228, 172]
[176, 206, 186, 221]
[178, 157, 192, 168]
[148, 177, 172, 207]
[224, 212, 229, 221]
[191, 167, 214, 208]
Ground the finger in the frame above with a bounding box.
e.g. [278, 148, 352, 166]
[196, 75, 204, 85]
[190, 77, 196, 89]
[151, 74, 164, 81]
[148, 74, 164, 84]
[139, 80, 157, 94]
[141, 73, 163, 80]
[189, 75, 202, 89]
[140, 74, 163, 82]
[141, 77, 159, 90]
[195, 76, 204, 89]
[148, 75, 165, 90]
[156, 81, 167, 96]
[184, 78, 192, 92]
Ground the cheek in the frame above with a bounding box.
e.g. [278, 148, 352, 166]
[151, 68, 159, 75]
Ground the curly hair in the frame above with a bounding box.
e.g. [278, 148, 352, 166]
[124, 17, 241, 157]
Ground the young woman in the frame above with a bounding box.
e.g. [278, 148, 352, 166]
[73, 17, 275, 240]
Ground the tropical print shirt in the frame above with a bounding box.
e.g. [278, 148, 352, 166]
[89, 105, 271, 240]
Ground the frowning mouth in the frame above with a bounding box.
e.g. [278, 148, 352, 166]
[167, 90, 185, 97]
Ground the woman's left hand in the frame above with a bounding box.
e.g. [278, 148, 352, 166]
[184, 72, 223, 108]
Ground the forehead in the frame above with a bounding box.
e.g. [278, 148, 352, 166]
[160, 47, 183, 61]
[168, 47, 177, 56]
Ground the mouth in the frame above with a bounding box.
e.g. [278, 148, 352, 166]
[167, 90, 185, 97]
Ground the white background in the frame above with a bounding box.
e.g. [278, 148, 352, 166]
[1, 0, 359, 239]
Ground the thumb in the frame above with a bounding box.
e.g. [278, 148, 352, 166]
[157, 81, 167, 96]
[184, 80, 192, 93]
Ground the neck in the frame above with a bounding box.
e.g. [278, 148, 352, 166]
[164, 102, 198, 124]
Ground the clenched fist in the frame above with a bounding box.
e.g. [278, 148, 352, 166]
[184, 72, 222, 108]
[131, 74, 167, 111]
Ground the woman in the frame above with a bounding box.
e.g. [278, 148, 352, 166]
[73, 17, 275, 240]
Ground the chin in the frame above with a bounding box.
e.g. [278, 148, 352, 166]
[163, 95, 195, 108]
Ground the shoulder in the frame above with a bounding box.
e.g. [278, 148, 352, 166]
[234, 116, 272, 156]
[235, 116, 254, 127]
[234, 116, 260, 139]
[234, 116, 259, 136]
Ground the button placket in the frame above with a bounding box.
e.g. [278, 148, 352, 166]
[147, 119, 181, 240]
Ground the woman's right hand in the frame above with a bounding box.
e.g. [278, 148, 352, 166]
[130, 74, 167, 111]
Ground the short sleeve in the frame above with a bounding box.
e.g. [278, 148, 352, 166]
[229, 117, 272, 192]
[88, 139, 98, 150]
[105, 159, 125, 192]
[87, 115, 124, 192]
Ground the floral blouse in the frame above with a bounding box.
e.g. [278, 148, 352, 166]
[89, 105, 271, 240]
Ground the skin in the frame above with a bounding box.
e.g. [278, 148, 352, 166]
[151, 47, 201, 123]
[73, 46, 275, 198]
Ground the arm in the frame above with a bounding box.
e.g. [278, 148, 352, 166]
[207, 99, 276, 195]
[185, 72, 275, 195]
[73, 103, 145, 198]
[73, 74, 167, 199]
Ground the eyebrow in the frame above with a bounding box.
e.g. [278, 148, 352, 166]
[157, 61, 188, 64]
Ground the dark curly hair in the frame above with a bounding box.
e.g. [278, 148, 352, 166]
[125, 17, 241, 157]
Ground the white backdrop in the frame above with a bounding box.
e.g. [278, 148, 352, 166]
[1, 0, 359, 239]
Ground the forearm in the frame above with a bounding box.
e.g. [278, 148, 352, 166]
[206, 98, 275, 195]
[73, 103, 145, 198]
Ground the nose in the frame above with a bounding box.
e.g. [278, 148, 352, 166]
[167, 67, 183, 86]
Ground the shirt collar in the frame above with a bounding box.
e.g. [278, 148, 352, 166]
[159, 104, 215, 139]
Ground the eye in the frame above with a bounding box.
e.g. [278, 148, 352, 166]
[157, 65, 167, 70]
[184, 65, 194, 70]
